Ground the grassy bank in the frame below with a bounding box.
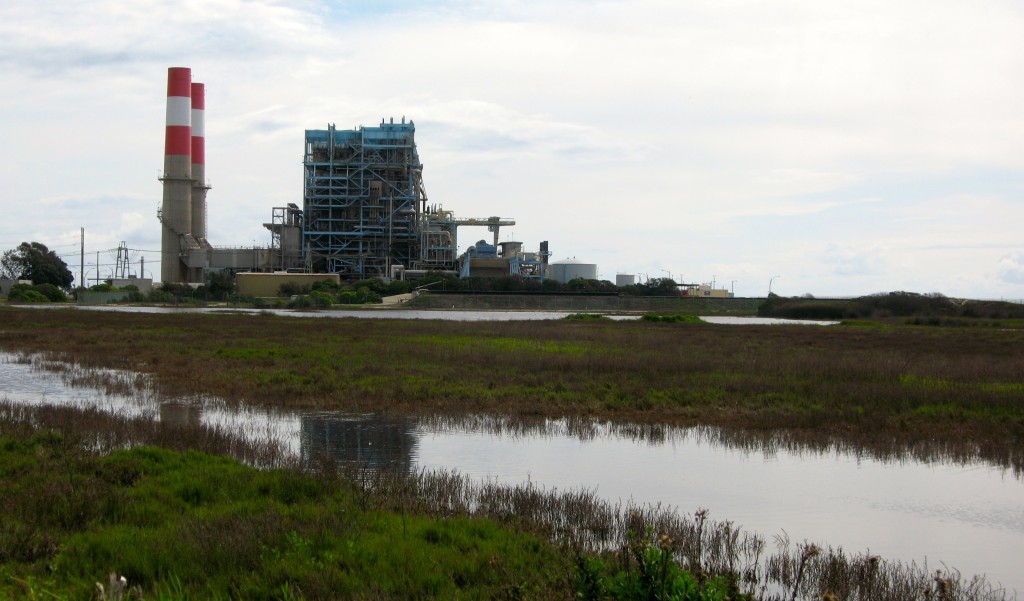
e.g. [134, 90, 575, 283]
[1, 402, 1008, 600]
[1, 307, 1022, 473]
[0, 410, 569, 599]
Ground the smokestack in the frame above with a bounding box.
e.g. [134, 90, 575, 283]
[190, 82, 209, 242]
[160, 67, 192, 284]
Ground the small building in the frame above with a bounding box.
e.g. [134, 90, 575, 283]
[682, 284, 730, 298]
[235, 272, 340, 297]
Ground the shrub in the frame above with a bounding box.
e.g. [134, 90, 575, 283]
[32, 283, 67, 302]
[278, 282, 310, 297]
[147, 289, 175, 303]
[310, 279, 340, 294]
[336, 287, 382, 305]
[287, 295, 313, 309]
[308, 291, 334, 308]
[7, 286, 50, 303]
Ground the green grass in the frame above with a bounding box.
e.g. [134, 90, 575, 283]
[0, 430, 569, 600]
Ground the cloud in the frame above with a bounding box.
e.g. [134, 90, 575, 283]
[2, 0, 1024, 298]
[997, 253, 1024, 286]
[823, 245, 886, 277]
[0, 0, 332, 76]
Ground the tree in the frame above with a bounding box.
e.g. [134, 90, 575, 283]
[1, 242, 74, 289]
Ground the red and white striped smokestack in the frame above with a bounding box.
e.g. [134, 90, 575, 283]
[164, 67, 192, 160]
[190, 81, 209, 242]
[160, 67, 193, 284]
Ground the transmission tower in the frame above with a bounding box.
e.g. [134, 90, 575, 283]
[113, 241, 134, 278]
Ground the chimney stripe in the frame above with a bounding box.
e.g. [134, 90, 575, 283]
[165, 96, 191, 127]
[166, 67, 192, 98]
[165, 126, 192, 156]
[190, 83, 205, 165]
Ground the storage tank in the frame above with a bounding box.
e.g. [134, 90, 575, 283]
[615, 273, 636, 287]
[549, 258, 598, 283]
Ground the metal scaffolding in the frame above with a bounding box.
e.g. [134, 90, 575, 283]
[303, 119, 427, 278]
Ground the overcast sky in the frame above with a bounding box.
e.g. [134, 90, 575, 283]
[1, 0, 1022, 298]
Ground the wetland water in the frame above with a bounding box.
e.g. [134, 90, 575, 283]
[1, 353, 1018, 595]
[23, 304, 838, 324]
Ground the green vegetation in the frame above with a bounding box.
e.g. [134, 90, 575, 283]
[573, 525, 739, 601]
[759, 291, 1024, 322]
[0, 426, 569, 599]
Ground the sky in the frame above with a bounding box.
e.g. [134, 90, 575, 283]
[1, 0, 1022, 299]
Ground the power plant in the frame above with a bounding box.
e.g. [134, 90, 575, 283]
[158, 67, 558, 286]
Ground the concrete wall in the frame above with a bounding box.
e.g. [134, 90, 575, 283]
[78, 291, 131, 305]
[236, 272, 340, 297]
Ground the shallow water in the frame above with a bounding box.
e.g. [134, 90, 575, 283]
[21, 303, 837, 324]
[0, 353, 1017, 595]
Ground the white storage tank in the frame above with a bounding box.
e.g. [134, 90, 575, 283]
[615, 273, 636, 287]
[549, 258, 598, 283]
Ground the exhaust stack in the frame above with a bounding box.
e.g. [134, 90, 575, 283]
[160, 67, 193, 284]
[190, 82, 209, 243]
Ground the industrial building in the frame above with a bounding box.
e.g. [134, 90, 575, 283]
[301, 121, 554, 280]
[158, 67, 559, 286]
[459, 240, 549, 280]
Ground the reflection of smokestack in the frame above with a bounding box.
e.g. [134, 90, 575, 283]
[190, 82, 209, 242]
[160, 67, 192, 284]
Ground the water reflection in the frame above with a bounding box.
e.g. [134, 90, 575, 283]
[160, 401, 202, 428]
[299, 413, 417, 471]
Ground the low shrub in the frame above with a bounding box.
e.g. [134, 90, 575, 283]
[564, 313, 611, 321]
[641, 313, 702, 324]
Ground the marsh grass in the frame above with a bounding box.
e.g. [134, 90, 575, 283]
[2, 305, 1022, 471]
[0, 402, 1014, 600]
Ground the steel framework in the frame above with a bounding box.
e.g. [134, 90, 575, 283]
[303, 120, 428, 278]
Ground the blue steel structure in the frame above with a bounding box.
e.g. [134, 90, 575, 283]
[303, 120, 432, 278]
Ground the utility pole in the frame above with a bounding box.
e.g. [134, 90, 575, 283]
[79, 227, 84, 290]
